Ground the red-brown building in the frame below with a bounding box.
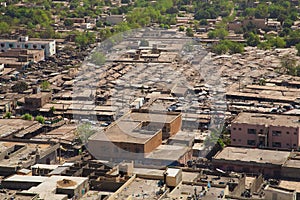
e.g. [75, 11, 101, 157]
[87, 111, 182, 162]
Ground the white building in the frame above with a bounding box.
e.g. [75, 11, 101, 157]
[0, 36, 56, 58]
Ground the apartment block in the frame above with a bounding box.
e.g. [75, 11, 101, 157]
[231, 112, 300, 150]
[0, 36, 55, 58]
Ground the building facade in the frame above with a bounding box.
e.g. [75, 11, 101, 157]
[231, 112, 300, 150]
[0, 36, 55, 58]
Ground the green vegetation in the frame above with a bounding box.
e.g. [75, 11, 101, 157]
[140, 39, 149, 47]
[41, 81, 50, 91]
[186, 27, 194, 37]
[280, 55, 300, 76]
[296, 43, 300, 56]
[76, 123, 95, 144]
[3, 112, 12, 119]
[244, 32, 260, 47]
[89, 52, 106, 66]
[50, 106, 55, 113]
[194, 0, 234, 20]
[258, 36, 286, 50]
[178, 26, 185, 32]
[0, 0, 299, 53]
[208, 28, 229, 40]
[75, 31, 96, 49]
[0, 22, 10, 34]
[212, 40, 244, 55]
[35, 115, 45, 124]
[22, 113, 33, 121]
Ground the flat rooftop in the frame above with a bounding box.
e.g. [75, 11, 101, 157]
[27, 175, 88, 200]
[115, 178, 162, 200]
[145, 145, 189, 161]
[32, 124, 76, 144]
[128, 111, 180, 124]
[90, 120, 160, 144]
[279, 180, 300, 192]
[0, 142, 56, 168]
[232, 112, 300, 127]
[90, 111, 180, 144]
[214, 147, 290, 165]
[283, 152, 300, 168]
[167, 183, 226, 200]
[0, 39, 55, 44]
[0, 119, 38, 138]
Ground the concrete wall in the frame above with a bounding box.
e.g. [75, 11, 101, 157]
[281, 166, 300, 180]
[2, 180, 40, 190]
[144, 130, 162, 153]
[56, 178, 89, 199]
[264, 186, 296, 200]
[212, 159, 281, 178]
[231, 175, 246, 196]
[169, 114, 182, 138]
[251, 174, 264, 193]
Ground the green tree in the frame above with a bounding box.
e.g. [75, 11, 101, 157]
[22, 113, 33, 121]
[4, 112, 12, 119]
[186, 27, 194, 37]
[49, 106, 55, 116]
[212, 43, 228, 55]
[258, 41, 271, 50]
[281, 55, 298, 75]
[268, 37, 286, 48]
[208, 28, 228, 39]
[64, 19, 74, 27]
[0, 22, 10, 34]
[245, 32, 260, 47]
[75, 31, 96, 49]
[178, 26, 185, 32]
[89, 52, 106, 66]
[140, 39, 149, 47]
[296, 43, 300, 56]
[76, 123, 95, 144]
[41, 81, 50, 91]
[36, 115, 45, 124]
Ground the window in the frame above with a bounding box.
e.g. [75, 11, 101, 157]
[25, 44, 29, 48]
[293, 144, 297, 147]
[33, 44, 37, 49]
[9, 43, 13, 48]
[247, 140, 256, 145]
[272, 142, 281, 147]
[238, 128, 242, 131]
[287, 132, 289, 134]
[248, 129, 256, 134]
[0, 43, 4, 47]
[41, 45, 45, 49]
[294, 132, 297, 135]
[272, 131, 281, 136]
[233, 139, 236, 142]
[233, 127, 236, 130]
[287, 143, 290, 146]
